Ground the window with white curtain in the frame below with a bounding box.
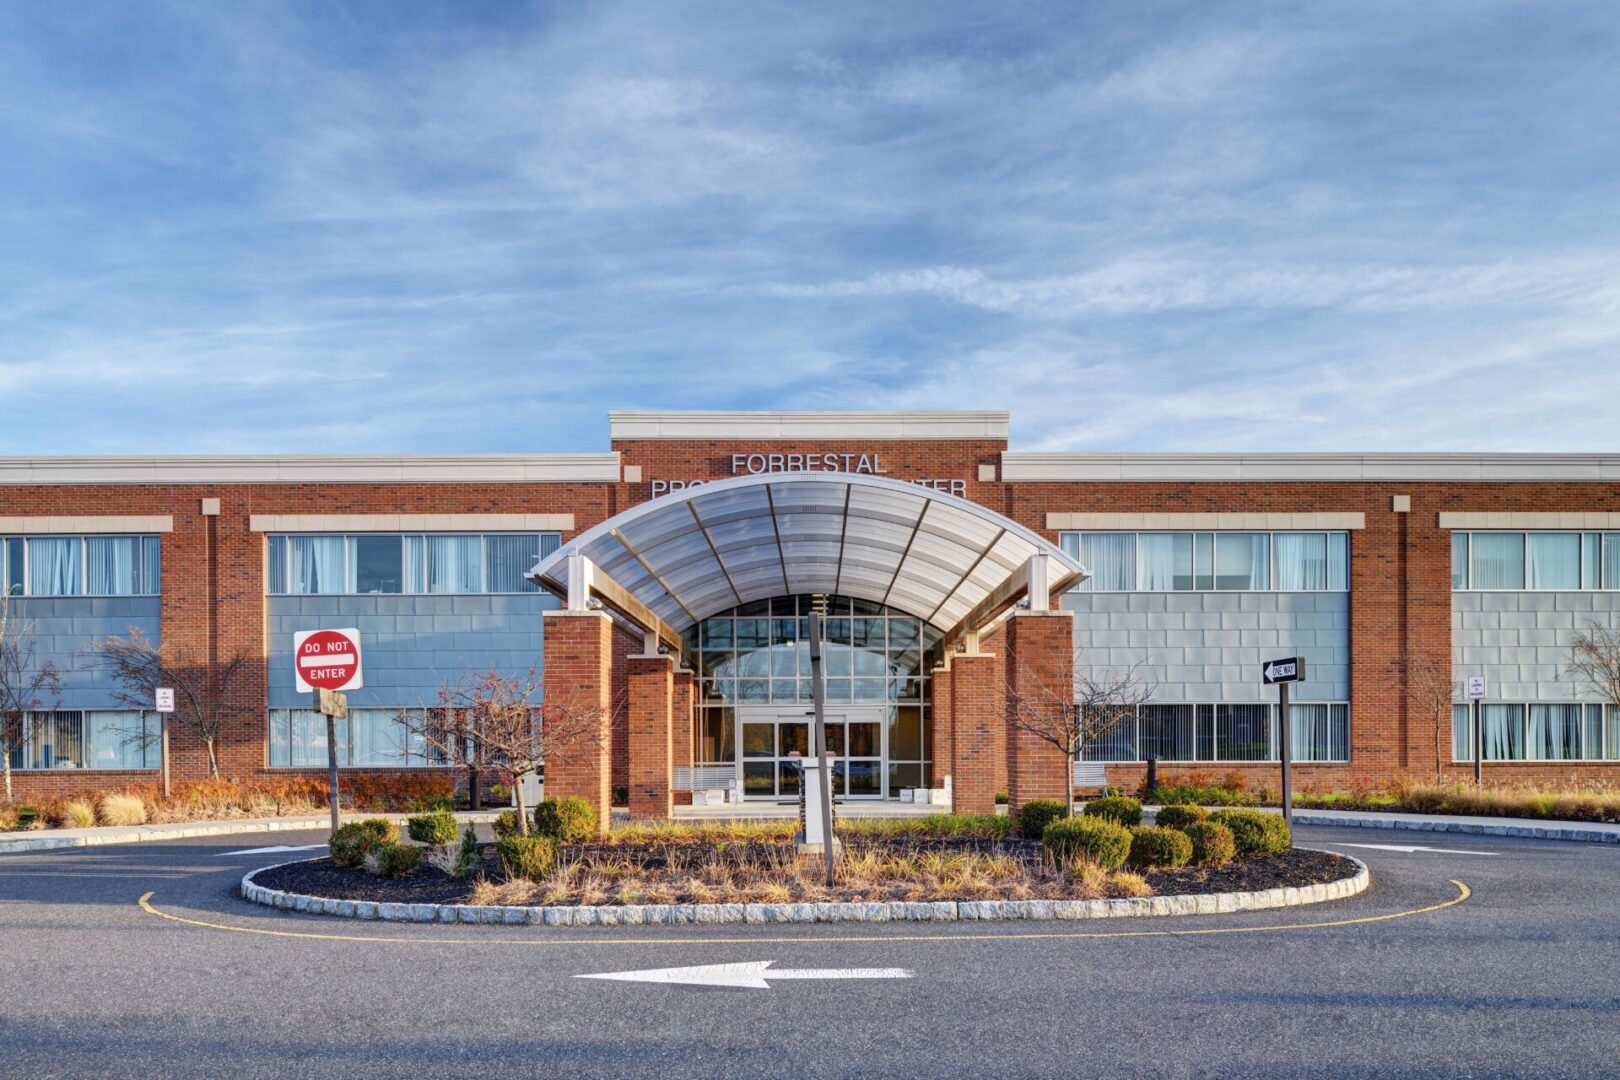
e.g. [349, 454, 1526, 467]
[270, 533, 560, 595]
[1453, 531, 1620, 590]
[4, 711, 154, 770]
[1525, 534, 1580, 590]
[1290, 703, 1349, 762]
[26, 537, 83, 596]
[1481, 703, 1525, 760]
[1137, 703, 1196, 761]
[269, 707, 442, 767]
[1456, 701, 1617, 761]
[1137, 533, 1192, 590]
[1061, 531, 1346, 592]
[1528, 703, 1582, 759]
[1215, 534, 1270, 591]
[1274, 533, 1327, 591]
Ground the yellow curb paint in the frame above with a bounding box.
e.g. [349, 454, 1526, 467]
[136, 880, 1470, 947]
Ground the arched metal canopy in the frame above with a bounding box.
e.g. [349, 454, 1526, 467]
[528, 472, 1087, 654]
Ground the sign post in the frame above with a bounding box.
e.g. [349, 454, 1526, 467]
[805, 611, 836, 886]
[294, 629, 363, 832]
[1466, 675, 1487, 787]
[154, 687, 175, 801]
[1262, 657, 1306, 827]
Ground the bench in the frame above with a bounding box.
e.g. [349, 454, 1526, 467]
[673, 767, 742, 804]
[1072, 761, 1109, 793]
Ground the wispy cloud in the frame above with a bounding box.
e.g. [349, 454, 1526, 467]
[0, 1, 1615, 454]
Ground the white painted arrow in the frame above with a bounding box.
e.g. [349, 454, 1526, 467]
[576, 961, 913, 989]
[1337, 842, 1498, 856]
[215, 844, 329, 857]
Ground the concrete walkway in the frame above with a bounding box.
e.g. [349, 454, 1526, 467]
[0, 810, 506, 855]
[1283, 806, 1620, 844]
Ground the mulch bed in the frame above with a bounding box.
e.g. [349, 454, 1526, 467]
[249, 845, 1357, 908]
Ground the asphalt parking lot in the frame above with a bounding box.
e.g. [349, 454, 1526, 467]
[2, 823, 1617, 1079]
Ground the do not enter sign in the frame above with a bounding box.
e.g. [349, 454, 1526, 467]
[293, 628, 363, 693]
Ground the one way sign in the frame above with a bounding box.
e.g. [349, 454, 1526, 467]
[1262, 657, 1306, 684]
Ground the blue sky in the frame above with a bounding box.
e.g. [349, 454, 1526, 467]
[2, 1, 1617, 455]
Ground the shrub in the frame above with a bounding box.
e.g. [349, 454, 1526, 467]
[994, 790, 1009, 805]
[370, 842, 423, 878]
[407, 810, 458, 846]
[1153, 804, 1210, 830]
[1042, 816, 1132, 871]
[1082, 795, 1142, 827]
[1127, 825, 1193, 868]
[344, 772, 456, 813]
[495, 835, 558, 881]
[533, 796, 597, 842]
[0, 804, 19, 831]
[329, 818, 399, 868]
[492, 810, 522, 838]
[488, 783, 512, 805]
[453, 824, 482, 878]
[62, 800, 96, 829]
[1183, 821, 1236, 865]
[1149, 783, 1253, 807]
[1210, 809, 1291, 854]
[1016, 799, 1069, 840]
[97, 793, 148, 827]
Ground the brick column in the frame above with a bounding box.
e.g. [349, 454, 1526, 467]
[948, 652, 1001, 814]
[541, 611, 614, 835]
[627, 654, 674, 820]
[671, 669, 695, 806]
[1003, 611, 1076, 816]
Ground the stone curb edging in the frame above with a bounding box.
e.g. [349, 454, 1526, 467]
[238, 850, 1369, 927]
[0, 811, 506, 856]
[1290, 812, 1620, 844]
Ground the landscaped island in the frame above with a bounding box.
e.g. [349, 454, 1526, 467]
[250, 797, 1355, 911]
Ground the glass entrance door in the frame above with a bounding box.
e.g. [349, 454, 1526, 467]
[737, 706, 887, 801]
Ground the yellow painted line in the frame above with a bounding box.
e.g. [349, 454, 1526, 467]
[137, 880, 1470, 946]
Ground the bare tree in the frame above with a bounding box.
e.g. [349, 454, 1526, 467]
[396, 667, 610, 835]
[1005, 647, 1153, 816]
[89, 628, 250, 780]
[0, 595, 62, 801]
[1403, 661, 1459, 781]
[1567, 620, 1620, 720]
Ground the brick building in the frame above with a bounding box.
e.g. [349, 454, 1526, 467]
[4, 410, 1618, 815]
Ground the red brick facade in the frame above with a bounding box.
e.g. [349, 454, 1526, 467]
[538, 611, 614, 835]
[4, 416, 1619, 809]
[1002, 612, 1076, 815]
[626, 654, 674, 819]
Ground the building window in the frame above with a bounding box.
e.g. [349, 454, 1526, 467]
[1452, 531, 1620, 591]
[1081, 702, 1348, 763]
[1060, 531, 1348, 593]
[1454, 702, 1616, 761]
[3, 711, 156, 770]
[0, 536, 160, 597]
[268, 707, 444, 767]
[267, 533, 561, 595]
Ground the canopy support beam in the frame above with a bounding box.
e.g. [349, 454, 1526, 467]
[562, 552, 688, 664]
[936, 552, 1071, 657]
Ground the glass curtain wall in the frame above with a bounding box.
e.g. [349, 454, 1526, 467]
[685, 594, 940, 796]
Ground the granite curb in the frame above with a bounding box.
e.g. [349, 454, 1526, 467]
[238, 849, 1369, 926]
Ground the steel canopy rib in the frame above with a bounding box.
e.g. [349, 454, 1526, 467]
[763, 482, 792, 596]
[926, 525, 1005, 625]
[832, 482, 853, 598]
[686, 500, 743, 608]
[609, 527, 698, 625]
[881, 500, 930, 607]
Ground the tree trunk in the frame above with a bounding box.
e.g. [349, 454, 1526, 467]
[205, 737, 219, 778]
[1064, 747, 1076, 817]
[3, 748, 10, 803]
[514, 771, 529, 836]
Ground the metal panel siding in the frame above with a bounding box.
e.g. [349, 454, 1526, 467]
[266, 594, 559, 708]
[12, 597, 161, 709]
[1062, 592, 1350, 703]
[1453, 592, 1620, 700]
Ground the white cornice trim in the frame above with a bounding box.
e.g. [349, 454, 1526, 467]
[0, 515, 173, 534]
[1048, 512, 1365, 531]
[1438, 512, 1620, 529]
[609, 411, 1010, 441]
[0, 454, 622, 485]
[1003, 452, 1620, 482]
[250, 513, 574, 533]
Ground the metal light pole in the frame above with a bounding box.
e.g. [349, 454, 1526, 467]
[806, 611, 836, 887]
[1278, 680, 1292, 829]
